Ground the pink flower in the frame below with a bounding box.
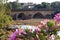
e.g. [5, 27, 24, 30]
[40, 19, 49, 25]
[45, 26, 49, 31]
[10, 29, 19, 40]
[19, 29, 27, 35]
[29, 29, 32, 32]
[35, 27, 41, 35]
[54, 25, 58, 29]
[37, 24, 43, 28]
[31, 37, 35, 40]
[49, 34, 55, 40]
[54, 13, 60, 23]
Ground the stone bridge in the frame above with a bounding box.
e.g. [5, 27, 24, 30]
[10, 9, 56, 20]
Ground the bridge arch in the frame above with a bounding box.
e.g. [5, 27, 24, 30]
[17, 13, 26, 20]
[33, 12, 43, 19]
[45, 14, 52, 19]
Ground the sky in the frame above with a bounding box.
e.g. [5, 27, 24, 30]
[8, 0, 60, 4]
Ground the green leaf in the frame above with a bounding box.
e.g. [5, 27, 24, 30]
[47, 21, 55, 28]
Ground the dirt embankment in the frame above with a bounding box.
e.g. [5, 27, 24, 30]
[15, 19, 52, 26]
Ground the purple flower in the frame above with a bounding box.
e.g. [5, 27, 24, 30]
[31, 37, 35, 40]
[29, 29, 32, 32]
[45, 26, 49, 32]
[35, 27, 41, 35]
[54, 13, 60, 23]
[19, 29, 27, 35]
[37, 24, 43, 28]
[54, 25, 58, 29]
[10, 29, 19, 40]
[40, 19, 49, 25]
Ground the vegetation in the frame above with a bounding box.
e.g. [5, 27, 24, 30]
[0, 0, 60, 40]
[9, 13, 60, 40]
[8, 1, 60, 14]
[0, 0, 13, 40]
[0, 0, 12, 28]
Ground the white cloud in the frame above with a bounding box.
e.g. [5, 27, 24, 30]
[8, 0, 60, 4]
[8, 0, 16, 2]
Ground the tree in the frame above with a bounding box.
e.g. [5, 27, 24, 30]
[0, 0, 12, 28]
[0, 14, 12, 28]
[34, 2, 51, 9]
[4, 2, 12, 15]
[34, 4, 42, 9]
[51, 1, 60, 12]
[41, 2, 51, 9]
[10, 1, 22, 10]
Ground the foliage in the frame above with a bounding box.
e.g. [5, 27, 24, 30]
[0, 0, 12, 28]
[47, 20, 55, 28]
[4, 1, 60, 13]
[51, 1, 60, 12]
[9, 1, 22, 10]
[9, 13, 60, 40]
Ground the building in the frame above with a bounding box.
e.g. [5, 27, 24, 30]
[22, 2, 36, 9]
